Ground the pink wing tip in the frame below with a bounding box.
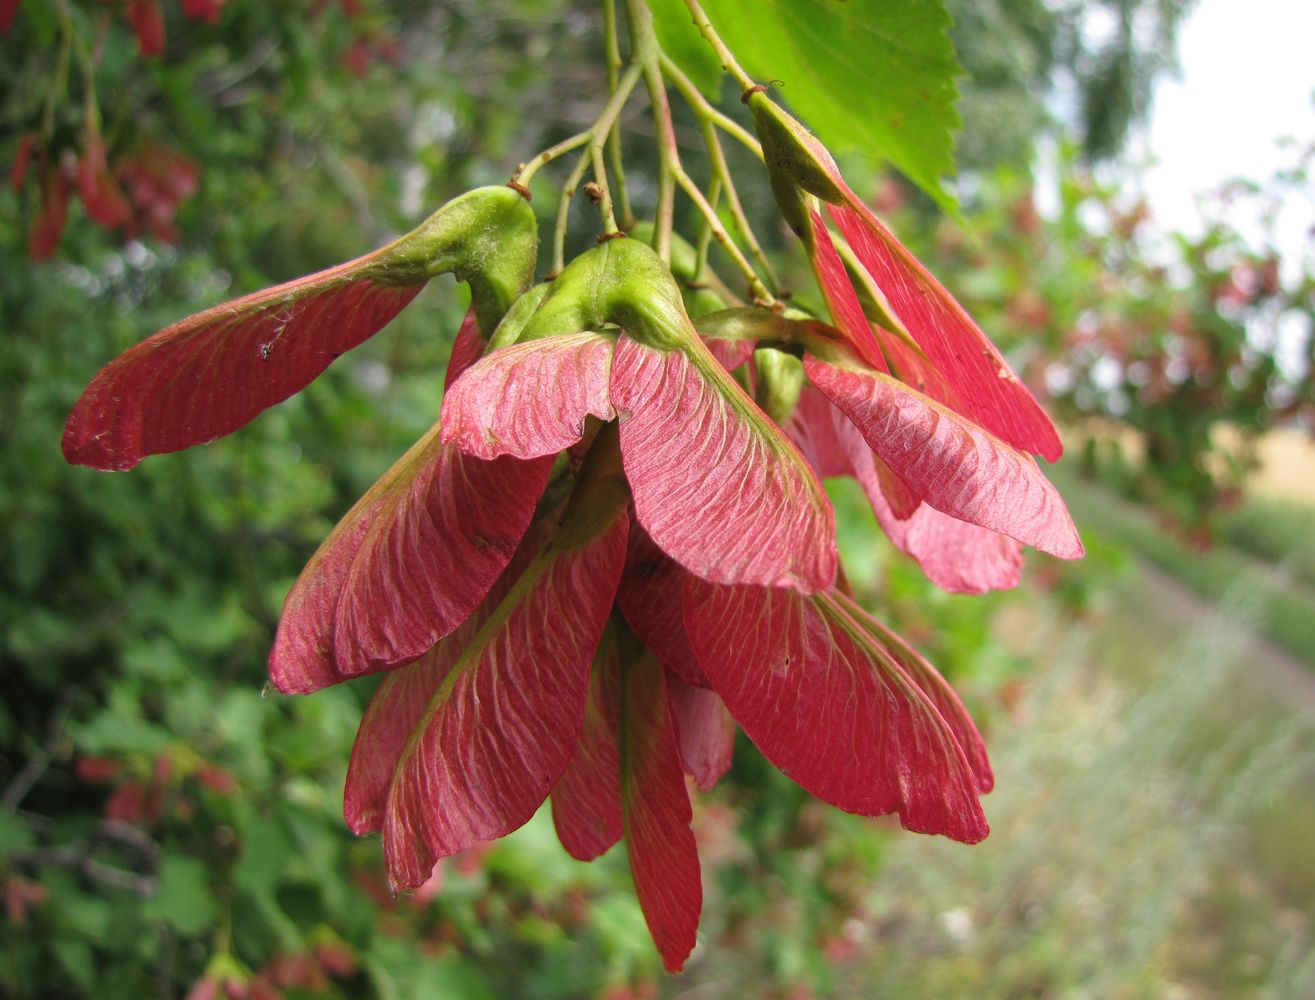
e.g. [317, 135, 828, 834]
[61, 429, 138, 472]
[62, 376, 144, 470]
[1035, 511, 1085, 561]
[265, 648, 326, 697]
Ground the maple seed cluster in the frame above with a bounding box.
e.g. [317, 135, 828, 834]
[63, 88, 1080, 970]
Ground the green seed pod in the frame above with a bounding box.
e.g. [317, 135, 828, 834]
[628, 223, 727, 318]
[755, 346, 807, 425]
[377, 185, 539, 332]
[747, 94, 847, 207]
[517, 237, 694, 352]
[488, 283, 553, 351]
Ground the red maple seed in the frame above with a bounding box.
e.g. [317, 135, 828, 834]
[126, 0, 165, 57]
[0, 0, 19, 34]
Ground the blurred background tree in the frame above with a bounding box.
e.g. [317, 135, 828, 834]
[948, 0, 1196, 169]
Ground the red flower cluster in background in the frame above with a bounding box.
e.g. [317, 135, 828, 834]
[0, 0, 226, 52]
[11, 127, 199, 259]
[181, 0, 224, 25]
[104, 0, 229, 56]
[115, 143, 200, 242]
[0, 0, 19, 35]
[75, 750, 237, 827]
[122, 0, 165, 56]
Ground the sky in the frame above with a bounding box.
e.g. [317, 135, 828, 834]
[1139, 0, 1315, 253]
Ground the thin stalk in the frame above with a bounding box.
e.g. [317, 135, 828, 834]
[512, 62, 641, 191]
[602, 0, 634, 228]
[660, 54, 778, 289]
[646, 69, 678, 262]
[660, 52, 762, 159]
[551, 148, 594, 278]
[525, 62, 640, 274]
[680, 0, 756, 93]
[622, 0, 676, 261]
[692, 176, 720, 283]
[514, 130, 592, 189]
[590, 143, 619, 234]
[701, 118, 779, 290]
[674, 165, 774, 305]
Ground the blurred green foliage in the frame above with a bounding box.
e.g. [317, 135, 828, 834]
[1051, 465, 1315, 666]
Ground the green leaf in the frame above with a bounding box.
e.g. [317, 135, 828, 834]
[74, 695, 172, 756]
[52, 939, 95, 992]
[142, 856, 217, 936]
[366, 944, 499, 1000]
[234, 815, 295, 896]
[0, 810, 35, 857]
[700, 0, 962, 208]
[647, 0, 724, 99]
[49, 879, 112, 940]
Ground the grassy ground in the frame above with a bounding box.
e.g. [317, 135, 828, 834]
[831, 562, 1315, 998]
[1049, 466, 1315, 669]
[1219, 498, 1315, 592]
[670, 469, 1315, 998]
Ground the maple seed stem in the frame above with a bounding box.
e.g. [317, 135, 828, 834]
[590, 144, 619, 234]
[700, 117, 779, 291]
[646, 67, 679, 263]
[622, 0, 676, 262]
[540, 62, 643, 274]
[514, 62, 641, 191]
[602, 0, 634, 228]
[674, 166, 775, 307]
[552, 150, 593, 278]
[514, 130, 592, 188]
[660, 52, 763, 160]
[658, 52, 777, 291]
[693, 176, 721, 284]
[680, 0, 756, 93]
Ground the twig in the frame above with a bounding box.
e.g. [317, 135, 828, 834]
[7, 817, 162, 898]
[2, 691, 76, 811]
[9, 845, 159, 897]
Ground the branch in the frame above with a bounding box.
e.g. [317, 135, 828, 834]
[2, 691, 76, 811]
